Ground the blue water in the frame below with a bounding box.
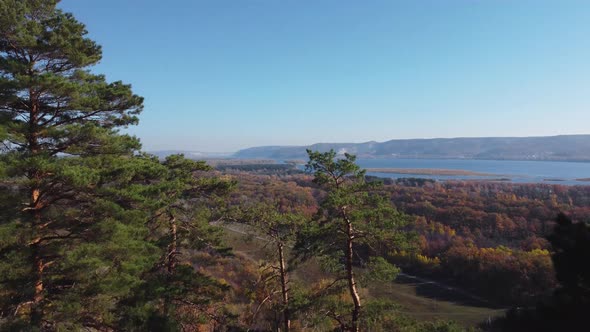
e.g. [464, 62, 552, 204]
[352, 159, 590, 185]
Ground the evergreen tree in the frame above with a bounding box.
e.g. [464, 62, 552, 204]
[117, 154, 236, 331]
[294, 149, 413, 332]
[0, 0, 151, 329]
[235, 202, 305, 332]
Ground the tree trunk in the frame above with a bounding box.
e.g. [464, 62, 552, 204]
[345, 219, 361, 332]
[30, 175, 45, 327]
[166, 211, 177, 274]
[29, 87, 45, 327]
[163, 211, 178, 316]
[31, 236, 44, 327]
[278, 242, 290, 332]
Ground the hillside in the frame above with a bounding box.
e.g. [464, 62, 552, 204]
[233, 135, 590, 161]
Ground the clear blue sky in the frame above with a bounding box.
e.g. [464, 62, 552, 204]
[59, 0, 590, 152]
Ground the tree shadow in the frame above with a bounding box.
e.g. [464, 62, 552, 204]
[394, 274, 503, 309]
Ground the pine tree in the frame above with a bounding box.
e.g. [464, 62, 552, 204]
[0, 0, 149, 329]
[235, 202, 305, 332]
[295, 150, 413, 331]
[117, 154, 236, 330]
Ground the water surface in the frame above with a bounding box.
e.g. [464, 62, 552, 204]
[353, 158, 590, 185]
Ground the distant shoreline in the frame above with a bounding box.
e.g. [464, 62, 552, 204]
[365, 168, 498, 176]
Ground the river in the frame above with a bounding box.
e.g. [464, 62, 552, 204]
[351, 158, 590, 185]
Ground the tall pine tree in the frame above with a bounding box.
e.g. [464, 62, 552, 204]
[0, 0, 151, 329]
[295, 150, 413, 331]
[234, 202, 306, 332]
[117, 154, 236, 331]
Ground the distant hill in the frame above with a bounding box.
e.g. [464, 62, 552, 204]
[233, 135, 590, 161]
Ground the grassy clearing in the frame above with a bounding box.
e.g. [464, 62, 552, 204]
[368, 281, 503, 327]
[220, 224, 503, 328]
